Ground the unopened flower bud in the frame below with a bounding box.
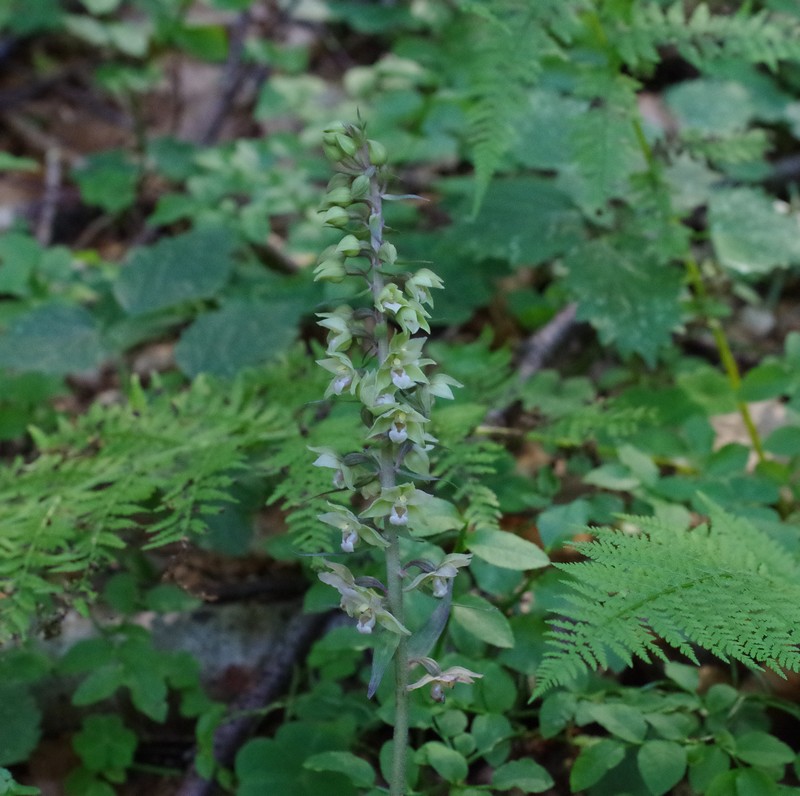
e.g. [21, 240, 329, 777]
[336, 234, 362, 257]
[334, 132, 358, 157]
[314, 258, 347, 283]
[321, 206, 350, 228]
[350, 174, 371, 200]
[323, 187, 352, 207]
[367, 139, 388, 166]
[379, 241, 397, 265]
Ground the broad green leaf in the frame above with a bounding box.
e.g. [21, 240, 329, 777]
[444, 178, 584, 268]
[705, 768, 779, 796]
[570, 739, 626, 791]
[564, 240, 683, 366]
[738, 362, 792, 401]
[468, 530, 549, 571]
[72, 665, 125, 706]
[303, 751, 375, 788]
[72, 714, 136, 775]
[435, 711, 469, 739]
[764, 425, 800, 456]
[72, 149, 138, 213]
[665, 79, 753, 135]
[0, 303, 105, 374]
[577, 702, 648, 743]
[236, 722, 356, 796]
[644, 711, 699, 741]
[410, 495, 462, 537]
[126, 666, 168, 722]
[173, 24, 228, 61]
[175, 298, 302, 378]
[537, 500, 590, 550]
[452, 593, 514, 648]
[0, 686, 40, 766]
[734, 731, 794, 767]
[637, 740, 687, 796]
[562, 96, 646, 214]
[513, 89, 587, 170]
[114, 226, 234, 316]
[0, 233, 40, 297]
[539, 691, 577, 739]
[0, 153, 38, 172]
[709, 188, 800, 274]
[474, 662, 518, 714]
[492, 758, 554, 792]
[688, 746, 730, 793]
[471, 713, 513, 758]
[418, 742, 468, 783]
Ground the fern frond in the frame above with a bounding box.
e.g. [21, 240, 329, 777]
[433, 403, 505, 532]
[533, 500, 800, 696]
[533, 403, 656, 449]
[461, 0, 564, 213]
[266, 400, 365, 553]
[0, 375, 288, 639]
[615, 3, 800, 71]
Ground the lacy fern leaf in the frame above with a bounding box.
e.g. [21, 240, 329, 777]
[461, 0, 564, 213]
[533, 499, 800, 697]
[614, 2, 800, 71]
[0, 375, 288, 639]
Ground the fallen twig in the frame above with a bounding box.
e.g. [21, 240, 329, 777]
[35, 146, 62, 246]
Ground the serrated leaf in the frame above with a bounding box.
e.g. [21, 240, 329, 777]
[468, 529, 549, 570]
[562, 98, 645, 214]
[445, 178, 584, 267]
[665, 79, 753, 135]
[175, 298, 302, 378]
[0, 303, 105, 374]
[72, 149, 138, 212]
[452, 593, 514, 648]
[114, 226, 234, 316]
[709, 188, 800, 274]
[0, 685, 40, 766]
[564, 240, 683, 365]
[73, 714, 136, 774]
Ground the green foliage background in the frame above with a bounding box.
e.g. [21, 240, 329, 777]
[3, 0, 800, 794]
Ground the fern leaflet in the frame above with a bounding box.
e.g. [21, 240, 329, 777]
[534, 499, 800, 696]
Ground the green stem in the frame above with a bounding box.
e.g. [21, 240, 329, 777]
[685, 257, 765, 463]
[367, 162, 409, 796]
[629, 115, 766, 464]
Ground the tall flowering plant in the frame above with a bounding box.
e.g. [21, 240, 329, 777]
[311, 121, 479, 795]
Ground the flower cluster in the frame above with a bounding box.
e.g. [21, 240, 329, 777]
[311, 121, 476, 703]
